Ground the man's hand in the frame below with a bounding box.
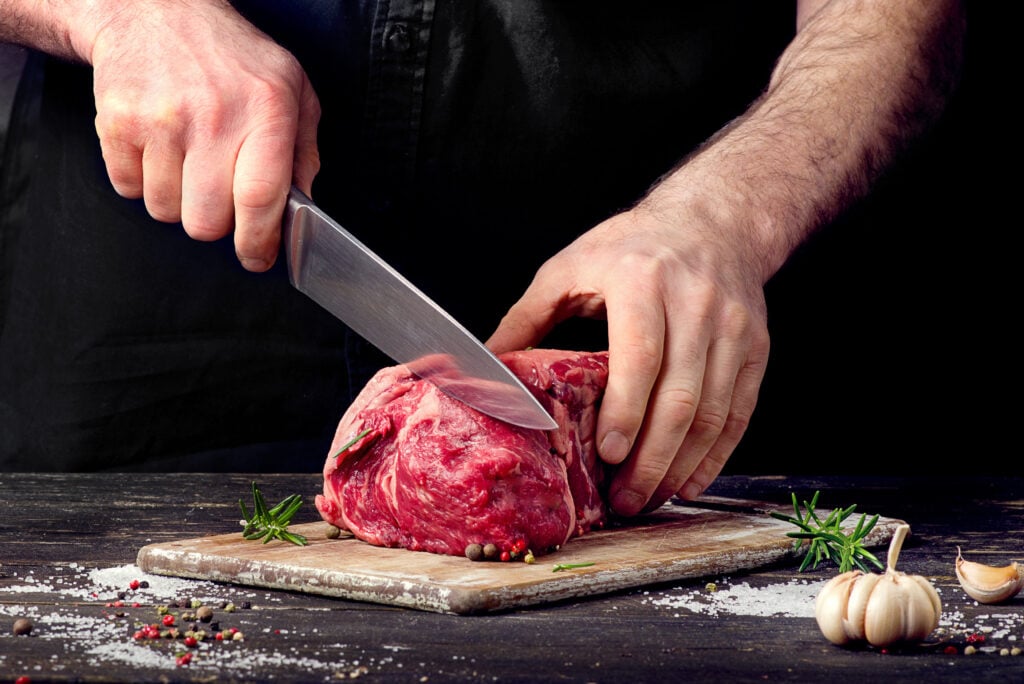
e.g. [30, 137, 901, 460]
[487, 199, 771, 517]
[489, 0, 965, 516]
[82, 1, 320, 271]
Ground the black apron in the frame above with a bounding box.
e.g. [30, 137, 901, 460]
[0, 1, 792, 471]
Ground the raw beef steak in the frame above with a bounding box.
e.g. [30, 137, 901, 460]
[315, 349, 611, 558]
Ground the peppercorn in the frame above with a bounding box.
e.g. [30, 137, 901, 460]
[482, 543, 499, 560]
[464, 543, 484, 561]
[196, 606, 214, 622]
[326, 525, 342, 539]
[12, 618, 33, 636]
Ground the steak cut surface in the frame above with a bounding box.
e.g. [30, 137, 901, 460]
[315, 349, 611, 558]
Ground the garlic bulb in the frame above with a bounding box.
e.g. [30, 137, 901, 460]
[815, 524, 941, 647]
[955, 547, 1023, 604]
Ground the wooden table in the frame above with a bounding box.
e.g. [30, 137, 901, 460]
[2, 473, 1022, 682]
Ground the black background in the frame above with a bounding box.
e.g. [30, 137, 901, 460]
[0, 4, 1010, 476]
[727, 3, 1012, 476]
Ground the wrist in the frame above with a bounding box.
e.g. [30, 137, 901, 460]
[637, 153, 794, 287]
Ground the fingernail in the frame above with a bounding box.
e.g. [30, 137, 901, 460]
[239, 256, 271, 272]
[610, 488, 646, 517]
[679, 482, 703, 501]
[599, 430, 631, 464]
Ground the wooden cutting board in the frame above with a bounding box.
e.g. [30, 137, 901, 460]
[136, 496, 904, 615]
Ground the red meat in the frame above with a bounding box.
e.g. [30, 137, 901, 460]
[315, 349, 610, 558]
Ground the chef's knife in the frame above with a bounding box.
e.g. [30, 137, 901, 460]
[282, 186, 557, 431]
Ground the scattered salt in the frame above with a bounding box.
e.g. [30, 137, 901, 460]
[645, 578, 826, 618]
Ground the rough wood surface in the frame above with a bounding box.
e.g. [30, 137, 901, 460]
[2, 473, 1023, 683]
[137, 499, 902, 614]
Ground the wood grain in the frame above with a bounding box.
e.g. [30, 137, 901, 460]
[136, 497, 904, 614]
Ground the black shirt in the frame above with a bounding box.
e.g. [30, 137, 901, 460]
[0, 1, 792, 471]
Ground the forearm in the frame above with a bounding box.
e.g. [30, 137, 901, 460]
[0, 0, 229, 62]
[641, 0, 966, 283]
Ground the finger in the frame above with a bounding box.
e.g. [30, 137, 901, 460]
[140, 139, 185, 224]
[605, 289, 717, 516]
[594, 273, 665, 470]
[644, 332, 745, 509]
[291, 79, 322, 196]
[677, 340, 768, 501]
[181, 139, 235, 243]
[233, 125, 296, 272]
[98, 135, 145, 199]
[95, 101, 145, 199]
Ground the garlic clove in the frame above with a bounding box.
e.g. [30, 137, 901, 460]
[842, 571, 881, 643]
[815, 571, 862, 645]
[901, 573, 942, 642]
[909, 574, 943, 626]
[863, 575, 905, 647]
[955, 547, 1024, 604]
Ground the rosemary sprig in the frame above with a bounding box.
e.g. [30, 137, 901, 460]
[334, 428, 374, 459]
[239, 481, 307, 546]
[552, 562, 595, 573]
[770, 490, 883, 573]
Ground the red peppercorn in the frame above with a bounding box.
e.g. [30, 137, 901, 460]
[129, 580, 140, 590]
[15, 676, 31, 684]
[216, 632, 225, 641]
[966, 634, 986, 644]
[162, 614, 175, 626]
[132, 630, 144, 641]
[176, 652, 193, 666]
[132, 602, 141, 608]
[500, 550, 511, 562]
[943, 645, 958, 655]
[184, 636, 198, 648]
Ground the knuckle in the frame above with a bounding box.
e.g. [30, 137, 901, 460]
[656, 386, 701, 426]
[234, 176, 282, 213]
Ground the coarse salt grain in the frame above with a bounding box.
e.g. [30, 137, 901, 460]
[645, 578, 826, 618]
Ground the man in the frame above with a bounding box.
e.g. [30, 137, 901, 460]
[0, 1, 965, 514]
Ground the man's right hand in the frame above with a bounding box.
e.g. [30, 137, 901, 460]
[78, 1, 321, 271]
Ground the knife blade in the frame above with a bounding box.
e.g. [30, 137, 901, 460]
[282, 186, 557, 431]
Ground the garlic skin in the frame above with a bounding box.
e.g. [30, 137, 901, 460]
[955, 547, 1024, 604]
[815, 524, 942, 647]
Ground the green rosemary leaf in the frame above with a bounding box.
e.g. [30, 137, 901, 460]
[772, 490, 882, 572]
[334, 428, 374, 459]
[552, 562, 595, 572]
[238, 482, 307, 547]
